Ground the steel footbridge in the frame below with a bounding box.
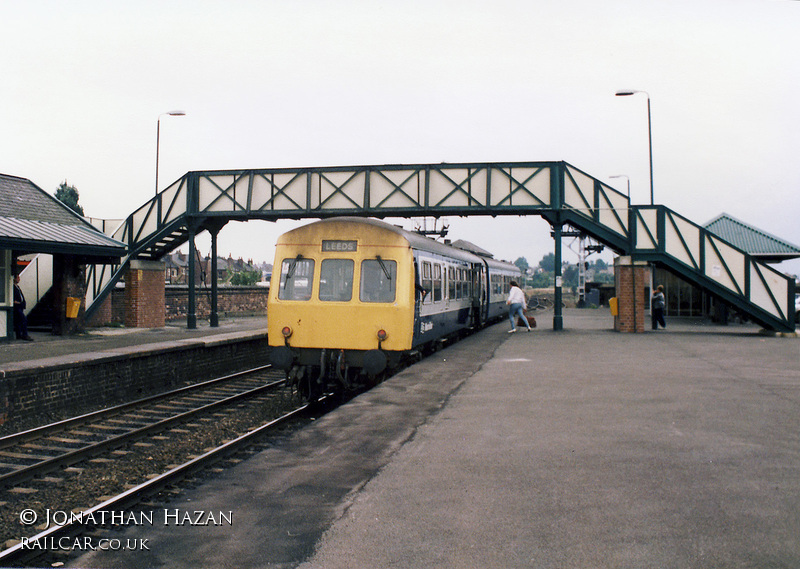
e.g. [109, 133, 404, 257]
[82, 161, 795, 332]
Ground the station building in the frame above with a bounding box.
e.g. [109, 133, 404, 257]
[0, 173, 125, 340]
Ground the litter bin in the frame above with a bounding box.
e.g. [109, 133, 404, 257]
[609, 296, 618, 317]
[66, 297, 81, 319]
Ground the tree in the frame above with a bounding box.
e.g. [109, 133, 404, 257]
[228, 269, 261, 286]
[562, 264, 579, 288]
[55, 181, 84, 216]
[530, 271, 552, 288]
[513, 257, 529, 275]
[539, 253, 556, 272]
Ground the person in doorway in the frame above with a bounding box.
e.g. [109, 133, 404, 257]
[13, 275, 33, 341]
[652, 284, 666, 330]
[506, 280, 532, 333]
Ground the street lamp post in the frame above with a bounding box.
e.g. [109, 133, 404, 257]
[609, 174, 630, 200]
[615, 90, 653, 205]
[155, 110, 186, 196]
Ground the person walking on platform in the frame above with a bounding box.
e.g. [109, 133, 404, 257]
[506, 280, 532, 333]
[13, 275, 33, 341]
[652, 284, 666, 330]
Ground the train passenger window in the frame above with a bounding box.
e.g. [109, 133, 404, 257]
[278, 257, 315, 301]
[433, 264, 443, 302]
[360, 259, 397, 303]
[448, 267, 456, 300]
[319, 259, 354, 302]
[422, 261, 432, 304]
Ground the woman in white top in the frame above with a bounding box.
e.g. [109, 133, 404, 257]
[506, 280, 532, 333]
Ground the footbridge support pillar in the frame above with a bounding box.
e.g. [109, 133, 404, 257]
[553, 222, 564, 331]
[124, 260, 166, 329]
[613, 256, 649, 333]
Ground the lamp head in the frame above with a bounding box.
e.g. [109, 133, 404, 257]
[615, 90, 636, 96]
[167, 110, 186, 116]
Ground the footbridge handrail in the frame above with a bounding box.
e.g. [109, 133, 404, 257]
[82, 161, 795, 332]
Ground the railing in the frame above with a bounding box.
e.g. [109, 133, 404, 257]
[630, 206, 794, 330]
[79, 161, 795, 331]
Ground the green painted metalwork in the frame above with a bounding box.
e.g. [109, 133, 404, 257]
[84, 161, 796, 332]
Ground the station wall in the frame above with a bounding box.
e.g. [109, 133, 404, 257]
[0, 331, 268, 427]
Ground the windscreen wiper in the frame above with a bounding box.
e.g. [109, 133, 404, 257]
[287, 255, 302, 279]
[376, 255, 392, 280]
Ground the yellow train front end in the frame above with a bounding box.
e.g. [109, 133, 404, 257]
[268, 218, 415, 398]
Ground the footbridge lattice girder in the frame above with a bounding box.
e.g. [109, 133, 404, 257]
[84, 161, 795, 332]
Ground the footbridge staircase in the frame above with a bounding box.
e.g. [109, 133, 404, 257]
[84, 161, 796, 332]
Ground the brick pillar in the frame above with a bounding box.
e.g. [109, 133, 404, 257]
[614, 256, 649, 333]
[52, 255, 87, 335]
[125, 260, 166, 328]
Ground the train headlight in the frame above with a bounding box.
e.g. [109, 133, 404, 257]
[377, 329, 388, 341]
[282, 326, 293, 338]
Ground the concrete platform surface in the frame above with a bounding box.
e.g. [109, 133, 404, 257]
[66, 309, 800, 569]
[0, 316, 269, 367]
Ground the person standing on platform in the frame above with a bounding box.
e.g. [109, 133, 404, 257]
[13, 275, 33, 341]
[506, 280, 532, 333]
[652, 284, 666, 330]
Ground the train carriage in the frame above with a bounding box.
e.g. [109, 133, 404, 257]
[268, 217, 518, 398]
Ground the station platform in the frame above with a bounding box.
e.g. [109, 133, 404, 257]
[66, 309, 799, 568]
[0, 316, 269, 367]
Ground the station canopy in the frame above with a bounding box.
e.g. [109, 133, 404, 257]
[703, 213, 800, 264]
[0, 174, 125, 262]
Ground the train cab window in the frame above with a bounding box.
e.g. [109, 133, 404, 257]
[319, 259, 354, 302]
[360, 258, 397, 303]
[278, 257, 315, 301]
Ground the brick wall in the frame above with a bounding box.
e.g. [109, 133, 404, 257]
[165, 286, 269, 321]
[0, 332, 269, 427]
[90, 286, 269, 326]
[124, 260, 166, 328]
[614, 257, 649, 333]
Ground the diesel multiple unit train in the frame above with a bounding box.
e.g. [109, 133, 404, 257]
[268, 217, 519, 399]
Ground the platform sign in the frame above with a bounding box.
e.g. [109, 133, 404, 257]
[322, 240, 357, 252]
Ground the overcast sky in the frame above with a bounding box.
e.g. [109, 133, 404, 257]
[2, 0, 798, 274]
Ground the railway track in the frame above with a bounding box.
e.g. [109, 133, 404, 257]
[0, 364, 283, 489]
[0, 364, 318, 566]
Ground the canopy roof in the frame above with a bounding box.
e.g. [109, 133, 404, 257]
[0, 174, 125, 261]
[703, 213, 800, 263]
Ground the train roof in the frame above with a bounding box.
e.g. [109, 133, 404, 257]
[294, 217, 514, 268]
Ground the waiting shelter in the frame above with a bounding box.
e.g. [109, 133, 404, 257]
[0, 173, 125, 339]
